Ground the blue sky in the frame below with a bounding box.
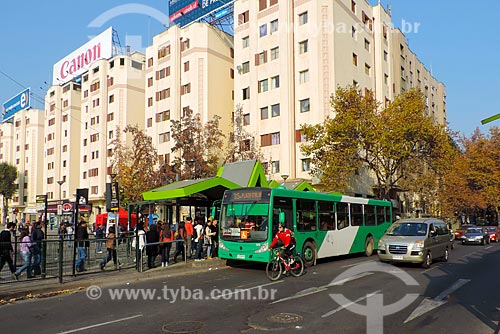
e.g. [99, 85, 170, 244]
[0, 1, 498, 136]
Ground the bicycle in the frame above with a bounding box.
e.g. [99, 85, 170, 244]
[266, 248, 304, 281]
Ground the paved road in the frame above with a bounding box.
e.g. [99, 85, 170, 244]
[2, 241, 499, 334]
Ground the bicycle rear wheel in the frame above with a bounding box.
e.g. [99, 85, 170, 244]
[289, 255, 304, 277]
[266, 259, 282, 281]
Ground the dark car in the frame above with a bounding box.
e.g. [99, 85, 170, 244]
[454, 224, 475, 240]
[462, 227, 490, 245]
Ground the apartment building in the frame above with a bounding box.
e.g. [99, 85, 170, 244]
[0, 108, 45, 223]
[79, 52, 146, 216]
[234, 0, 446, 183]
[145, 23, 234, 166]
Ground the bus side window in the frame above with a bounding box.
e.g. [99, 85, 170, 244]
[336, 202, 349, 230]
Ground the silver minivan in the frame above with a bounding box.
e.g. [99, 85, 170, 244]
[377, 218, 450, 268]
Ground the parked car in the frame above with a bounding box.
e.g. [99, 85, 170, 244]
[484, 226, 500, 242]
[462, 227, 490, 245]
[378, 218, 450, 268]
[454, 224, 475, 240]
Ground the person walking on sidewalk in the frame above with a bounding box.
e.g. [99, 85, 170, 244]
[0, 222, 17, 280]
[15, 229, 33, 279]
[184, 217, 194, 259]
[75, 220, 89, 272]
[159, 222, 173, 267]
[172, 221, 186, 263]
[30, 221, 44, 276]
[100, 226, 118, 270]
[95, 224, 104, 254]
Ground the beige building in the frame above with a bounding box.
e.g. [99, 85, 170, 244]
[43, 52, 146, 222]
[0, 108, 45, 223]
[145, 23, 234, 166]
[233, 0, 446, 184]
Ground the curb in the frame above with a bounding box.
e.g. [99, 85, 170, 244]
[0, 259, 228, 303]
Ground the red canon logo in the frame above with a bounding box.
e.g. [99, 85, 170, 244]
[60, 43, 101, 80]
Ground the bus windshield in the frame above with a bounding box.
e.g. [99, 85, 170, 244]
[220, 202, 269, 242]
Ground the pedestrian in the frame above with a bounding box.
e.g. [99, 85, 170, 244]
[14, 229, 33, 280]
[66, 223, 74, 248]
[205, 218, 215, 259]
[75, 219, 90, 272]
[132, 223, 146, 264]
[211, 219, 219, 258]
[160, 222, 173, 267]
[58, 222, 67, 240]
[31, 221, 44, 276]
[184, 217, 194, 258]
[172, 221, 186, 263]
[0, 222, 17, 280]
[194, 219, 204, 260]
[100, 226, 118, 270]
[145, 224, 159, 269]
[95, 224, 104, 254]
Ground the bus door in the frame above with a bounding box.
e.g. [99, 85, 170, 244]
[271, 197, 293, 236]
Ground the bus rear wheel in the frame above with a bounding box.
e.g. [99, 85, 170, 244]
[364, 236, 374, 257]
[302, 241, 316, 267]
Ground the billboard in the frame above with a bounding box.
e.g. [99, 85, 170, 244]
[169, 0, 234, 28]
[52, 27, 114, 85]
[1, 88, 31, 123]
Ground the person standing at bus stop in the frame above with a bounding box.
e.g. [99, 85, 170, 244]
[184, 217, 194, 259]
[0, 223, 17, 280]
[100, 225, 118, 270]
[75, 220, 89, 272]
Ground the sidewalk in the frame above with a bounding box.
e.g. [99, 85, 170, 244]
[0, 258, 227, 303]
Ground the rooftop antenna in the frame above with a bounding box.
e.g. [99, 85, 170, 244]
[387, 4, 392, 16]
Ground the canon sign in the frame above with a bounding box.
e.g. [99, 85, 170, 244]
[52, 27, 113, 85]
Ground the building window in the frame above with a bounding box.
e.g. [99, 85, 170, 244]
[259, 0, 267, 11]
[364, 38, 370, 52]
[351, 0, 356, 13]
[107, 113, 114, 122]
[109, 95, 114, 103]
[243, 114, 250, 126]
[147, 118, 152, 127]
[181, 83, 191, 95]
[272, 161, 280, 173]
[159, 132, 170, 143]
[302, 159, 311, 172]
[352, 53, 358, 66]
[271, 75, 280, 89]
[384, 74, 389, 85]
[242, 87, 250, 100]
[352, 26, 356, 39]
[184, 61, 190, 72]
[258, 79, 269, 93]
[241, 61, 250, 74]
[271, 104, 280, 117]
[147, 77, 153, 87]
[238, 10, 249, 24]
[271, 47, 279, 60]
[261, 106, 269, 120]
[108, 130, 113, 139]
[299, 69, 309, 84]
[242, 36, 249, 48]
[148, 57, 153, 67]
[299, 12, 308, 25]
[256, 51, 267, 65]
[384, 51, 388, 62]
[260, 24, 268, 37]
[300, 98, 310, 112]
[299, 40, 308, 54]
[271, 132, 280, 145]
[365, 63, 371, 76]
[270, 19, 279, 33]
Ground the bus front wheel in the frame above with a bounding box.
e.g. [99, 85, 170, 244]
[364, 236, 374, 257]
[302, 241, 317, 267]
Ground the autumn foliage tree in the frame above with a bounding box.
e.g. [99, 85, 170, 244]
[301, 86, 455, 199]
[169, 109, 225, 180]
[110, 124, 160, 207]
[0, 162, 17, 224]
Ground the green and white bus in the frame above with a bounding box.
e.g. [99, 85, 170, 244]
[218, 187, 393, 266]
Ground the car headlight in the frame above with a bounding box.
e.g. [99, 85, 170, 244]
[219, 241, 229, 251]
[378, 240, 386, 249]
[412, 240, 424, 250]
[255, 243, 268, 253]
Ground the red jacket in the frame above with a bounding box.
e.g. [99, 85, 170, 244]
[270, 228, 292, 248]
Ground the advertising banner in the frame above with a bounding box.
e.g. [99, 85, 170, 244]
[169, 0, 234, 28]
[1, 88, 31, 123]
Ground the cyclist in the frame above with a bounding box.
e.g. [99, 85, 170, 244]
[270, 222, 296, 267]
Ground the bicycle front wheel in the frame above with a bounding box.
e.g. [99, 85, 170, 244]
[290, 255, 304, 277]
[266, 258, 282, 281]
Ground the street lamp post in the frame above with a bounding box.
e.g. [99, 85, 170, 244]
[57, 180, 65, 228]
[186, 158, 196, 180]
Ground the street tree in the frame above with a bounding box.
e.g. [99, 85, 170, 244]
[110, 124, 160, 207]
[170, 108, 225, 180]
[0, 162, 17, 224]
[224, 104, 263, 164]
[301, 86, 455, 199]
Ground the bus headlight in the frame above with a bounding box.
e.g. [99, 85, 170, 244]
[412, 240, 424, 250]
[219, 241, 229, 251]
[255, 243, 268, 253]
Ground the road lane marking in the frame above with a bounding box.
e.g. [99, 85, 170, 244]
[58, 314, 143, 334]
[213, 281, 283, 299]
[404, 279, 470, 323]
[485, 246, 493, 250]
[341, 260, 374, 268]
[321, 290, 382, 318]
[271, 272, 373, 304]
